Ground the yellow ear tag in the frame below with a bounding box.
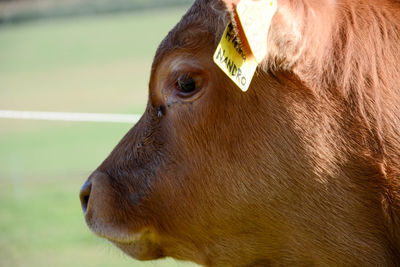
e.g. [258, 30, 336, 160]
[213, 22, 258, 92]
[236, 0, 277, 63]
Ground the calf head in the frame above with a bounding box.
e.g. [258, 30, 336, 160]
[80, 0, 400, 266]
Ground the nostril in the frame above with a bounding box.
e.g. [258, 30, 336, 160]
[79, 180, 92, 214]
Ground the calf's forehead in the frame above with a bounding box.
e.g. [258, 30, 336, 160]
[151, 0, 229, 75]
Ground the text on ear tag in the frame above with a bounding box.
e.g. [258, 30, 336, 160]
[236, 0, 277, 63]
[213, 22, 258, 92]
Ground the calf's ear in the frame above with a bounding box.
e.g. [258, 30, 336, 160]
[220, 0, 334, 69]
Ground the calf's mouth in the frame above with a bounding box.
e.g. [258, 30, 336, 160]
[79, 171, 163, 261]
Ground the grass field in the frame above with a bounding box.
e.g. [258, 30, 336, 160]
[0, 7, 198, 267]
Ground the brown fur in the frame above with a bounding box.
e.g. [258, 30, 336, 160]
[80, 0, 400, 266]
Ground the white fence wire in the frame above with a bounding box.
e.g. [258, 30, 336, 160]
[0, 110, 141, 124]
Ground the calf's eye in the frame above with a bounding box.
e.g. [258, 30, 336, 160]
[177, 75, 196, 93]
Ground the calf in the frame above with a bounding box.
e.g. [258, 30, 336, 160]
[79, 0, 400, 266]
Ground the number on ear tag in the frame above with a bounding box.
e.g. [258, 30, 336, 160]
[213, 22, 258, 92]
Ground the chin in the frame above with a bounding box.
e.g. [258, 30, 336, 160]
[98, 229, 165, 261]
[111, 239, 164, 261]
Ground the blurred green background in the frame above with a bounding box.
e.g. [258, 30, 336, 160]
[0, 0, 198, 266]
